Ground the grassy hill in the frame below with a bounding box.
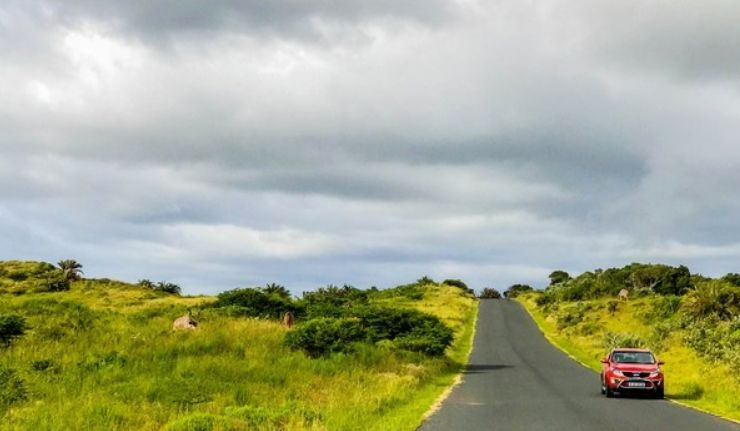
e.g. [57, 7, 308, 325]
[0, 261, 477, 431]
[513, 263, 740, 422]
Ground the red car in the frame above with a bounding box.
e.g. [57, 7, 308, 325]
[600, 348, 664, 398]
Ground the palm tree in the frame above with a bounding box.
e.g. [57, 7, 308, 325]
[57, 259, 83, 281]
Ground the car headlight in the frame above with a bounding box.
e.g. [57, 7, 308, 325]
[613, 370, 625, 377]
[649, 371, 661, 378]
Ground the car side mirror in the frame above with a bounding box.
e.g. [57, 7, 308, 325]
[600, 358, 608, 364]
[658, 360, 665, 365]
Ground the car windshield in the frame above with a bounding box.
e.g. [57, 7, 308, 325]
[611, 351, 655, 364]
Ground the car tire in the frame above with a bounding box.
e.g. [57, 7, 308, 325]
[600, 376, 606, 394]
[605, 385, 614, 398]
[655, 388, 664, 399]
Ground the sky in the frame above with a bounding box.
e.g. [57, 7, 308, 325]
[1, 0, 740, 295]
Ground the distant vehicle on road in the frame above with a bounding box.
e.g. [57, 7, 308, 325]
[601, 348, 665, 398]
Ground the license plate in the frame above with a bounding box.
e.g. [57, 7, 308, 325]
[627, 382, 646, 388]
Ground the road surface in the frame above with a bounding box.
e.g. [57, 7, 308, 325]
[420, 299, 739, 431]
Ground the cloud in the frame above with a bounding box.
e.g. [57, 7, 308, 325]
[1, 1, 739, 294]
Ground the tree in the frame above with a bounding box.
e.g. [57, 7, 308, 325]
[154, 281, 182, 296]
[263, 283, 291, 299]
[548, 270, 571, 286]
[57, 259, 83, 281]
[479, 288, 501, 299]
[0, 314, 26, 348]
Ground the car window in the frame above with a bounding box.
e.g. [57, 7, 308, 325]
[611, 351, 655, 364]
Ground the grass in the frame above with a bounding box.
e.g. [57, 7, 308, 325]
[0, 265, 477, 431]
[516, 293, 740, 422]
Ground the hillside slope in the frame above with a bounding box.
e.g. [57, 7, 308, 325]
[0, 261, 477, 431]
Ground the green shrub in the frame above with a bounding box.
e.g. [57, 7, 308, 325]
[443, 279, 468, 290]
[214, 288, 302, 319]
[154, 281, 182, 295]
[682, 281, 740, 320]
[639, 295, 682, 323]
[302, 285, 368, 318]
[683, 316, 740, 367]
[505, 284, 534, 298]
[603, 332, 644, 349]
[0, 314, 26, 347]
[556, 308, 584, 330]
[284, 318, 367, 357]
[0, 365, 27, 413]
[479, 288, 501, 299]
[647, 322, 673, 353]
[285, 307, 454, 357]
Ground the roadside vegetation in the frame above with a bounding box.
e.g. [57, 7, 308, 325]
[0, 261, 477, 431]
[515, 263, 740, 421]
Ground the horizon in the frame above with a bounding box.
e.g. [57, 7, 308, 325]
[2, 1, 740, 295]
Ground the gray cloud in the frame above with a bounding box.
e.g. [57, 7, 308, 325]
[1, 1, 740, 294]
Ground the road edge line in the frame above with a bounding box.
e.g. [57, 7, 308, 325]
[515, 299, 740, 426]
[418, 300, 480, 426]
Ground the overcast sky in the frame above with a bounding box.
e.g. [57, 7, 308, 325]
[2, 1, 740, 294]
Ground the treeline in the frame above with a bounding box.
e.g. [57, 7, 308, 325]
[207, 278, 474, 357]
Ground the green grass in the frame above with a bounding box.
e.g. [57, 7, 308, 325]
[517, 294, 740, 422]
[0, 263, 477, 431]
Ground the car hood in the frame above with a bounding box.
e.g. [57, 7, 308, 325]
[612, 363, 659, 372]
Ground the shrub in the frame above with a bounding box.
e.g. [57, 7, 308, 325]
[647, 322, 673, 354]
[284, 318, 367, 357]
[639, 295, 681, 323]
[548, 270, 571, 285]
[479, 288, 501, 299]
[443, 279, 474, 294]
[0, 365, 27, 413]
[603, 332, 644, 350]
[302, 285, 368, 318]
[154, 281, 182, 296]
[285, 307, 454, 357]
[214, 288, 302, 320]
[682, 281, 740, 320]
[417, 276, 436, 285]
[556, 307, 584, 330]
[0, 314, 26, 347]
[505, 284, 534, 298]
[138, 279, 155, 289]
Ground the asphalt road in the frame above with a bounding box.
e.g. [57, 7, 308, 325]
[420, 299, 739, 431]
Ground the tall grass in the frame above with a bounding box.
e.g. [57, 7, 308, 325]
[0, 279, 476, 430]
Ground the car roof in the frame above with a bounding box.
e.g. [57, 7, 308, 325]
[611, 348, 652, 353]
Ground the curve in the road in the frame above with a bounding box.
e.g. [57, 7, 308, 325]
[420, 299, 739, 431]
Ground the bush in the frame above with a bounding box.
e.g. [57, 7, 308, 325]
[0, 314, 26, 347]
[0, 365, 27, 413]
[214, 288, 302, 320]
[443, 279, 473, 295]
[683, 316, 740, 369]
[479, 288, 501, 299]
[284, 318, 367, 357]
[556, 307, 585, 330]
[682, 281, 740, 320]
[603, 332, 644, 350]
[647, 322, 673, 354]
[302, 285, 368, 318]
[505, 284, 534, 298]
[154, 281, 182, 295]
[285, 307, 454, 357]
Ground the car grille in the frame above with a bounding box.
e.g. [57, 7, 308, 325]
[623, 372, 650, 378]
